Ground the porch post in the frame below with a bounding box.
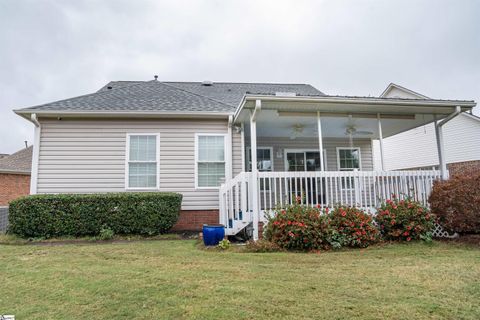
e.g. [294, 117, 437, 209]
[317, 111, 324, 171]
[434, 117, 448, 180]
[377, 113, 385, 171]
[250, 100, 261, 240]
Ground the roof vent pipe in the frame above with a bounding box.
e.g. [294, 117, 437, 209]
[202, 80, 213, 86]
[154, 75, 158, 80]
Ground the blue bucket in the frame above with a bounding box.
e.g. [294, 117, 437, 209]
[202, 224, 225, 246]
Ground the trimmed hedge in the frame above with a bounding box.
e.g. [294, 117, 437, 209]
[429, 173, 480, 234]
[8, 193, 182, 238]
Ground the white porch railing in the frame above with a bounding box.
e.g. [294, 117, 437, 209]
[219, 170, 442, 236]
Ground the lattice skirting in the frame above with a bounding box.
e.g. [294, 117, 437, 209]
[432, 222, 458, 238]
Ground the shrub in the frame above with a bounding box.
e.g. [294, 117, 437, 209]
[8, 193, 182, 238]
[429, 173, 480, 234]
[264, 204, 330, 251]
[375, 197, 434, 242]
[98, 226, 114, 241]
[327, 206, 379, 248]
[244, 240, 284, 253]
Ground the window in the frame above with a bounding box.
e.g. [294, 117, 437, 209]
[196, 134, 226, 188]
[126, 134, 159, 189]
[285, 150, 327, 172]
[247, 147, 273, 172]
[337, 147, 361, 189]
[337, 148, 361, 171]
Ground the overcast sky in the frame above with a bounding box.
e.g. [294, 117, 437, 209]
[0, 0, 478, 153]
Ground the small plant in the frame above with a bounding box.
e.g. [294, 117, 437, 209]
[375, 196, 435, 242]
[244, 240, 284, 253]
[98, 226, 114, 241]
[218, 239, 231, 250]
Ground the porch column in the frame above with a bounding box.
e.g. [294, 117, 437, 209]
[317, 111, 324, 171]
[434, 116, 448, 180]
[377, 113, 385, 171]
[434, 106, 461, 180]
[250, 100, 261, 240]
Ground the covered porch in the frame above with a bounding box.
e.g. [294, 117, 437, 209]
[221, 94, 474, 238]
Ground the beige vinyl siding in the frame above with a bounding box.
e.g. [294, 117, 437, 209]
[231, 130, 243, 176]
[37, 118, 241, 210]
[247, 137, 373, 171]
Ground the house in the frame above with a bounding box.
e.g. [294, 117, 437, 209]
[373, 83, 480, 175]
[0, 146, 32, 206]
[14, 79, 476, 239]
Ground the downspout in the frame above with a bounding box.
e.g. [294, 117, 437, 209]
[227, 115, 233, 181]
[435, 106, 461, 180]
[30, 113, 41, 194]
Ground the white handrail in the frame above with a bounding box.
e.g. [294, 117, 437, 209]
[220, 170, 442, 234]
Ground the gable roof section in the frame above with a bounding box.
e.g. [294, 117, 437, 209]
[380, 83, 430, 99]
[0, 146, 32, 174]
[17, 81, 234, 114]
[15, 80, 324, 115]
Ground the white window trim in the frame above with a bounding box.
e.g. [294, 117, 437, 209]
[283, 149, 328, 171]
[246, 146, 274, 172]
[336, 147, 362, 171]
[195, 133, 227, 190]
[125, 133, 160, 190]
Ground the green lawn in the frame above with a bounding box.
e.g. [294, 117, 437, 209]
[0, 241, 479, 319]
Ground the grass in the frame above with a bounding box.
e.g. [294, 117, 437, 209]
[0, 241, 479, 319]
[0, 233, 183, 245]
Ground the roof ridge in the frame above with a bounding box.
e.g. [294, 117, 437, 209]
[160, 82, 236, 107]
[98, 80, 146, 92]
[164, 80, 316, 86]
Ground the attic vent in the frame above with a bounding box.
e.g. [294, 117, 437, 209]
[107, 86, 113, 90]
[202, 80, 213, 86]
[275, 92, 296, 97]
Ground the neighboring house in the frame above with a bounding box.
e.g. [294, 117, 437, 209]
[0, 146, 32, 206]
[14, 79, 476, 239]
[373, 83, 480, 176]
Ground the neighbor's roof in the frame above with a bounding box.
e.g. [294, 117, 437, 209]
[0, 146, 32, 174]
[16, 80, 324, 114]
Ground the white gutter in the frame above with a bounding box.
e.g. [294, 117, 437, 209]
[15, 109, 233, 120]
[243, 94, 476, 108]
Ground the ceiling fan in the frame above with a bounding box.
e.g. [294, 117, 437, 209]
[345, 115, 373, 136]
[290, 123, 305, 140]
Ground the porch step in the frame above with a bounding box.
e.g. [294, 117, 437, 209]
[225, 210, 252, 236]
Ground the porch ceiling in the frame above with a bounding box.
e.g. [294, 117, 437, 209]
[236, 95, 476, 139]
[243, 110, 435, 139]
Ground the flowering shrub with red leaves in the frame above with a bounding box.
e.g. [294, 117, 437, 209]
[264, 204, 330, 251]
[375, 197, 435, 242]
[429, 173, 480, 234]
[327, 206, 379, 248]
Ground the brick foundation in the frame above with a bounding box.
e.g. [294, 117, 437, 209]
[447, 160, 480, 177]
[171, 209, 219, 231]
[0, 174, 30, 206]
[258, 222, 265, 239]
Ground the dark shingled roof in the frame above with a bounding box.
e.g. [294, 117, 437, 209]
[0, 146, 32, 174]
[18, 80, 324, 113]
